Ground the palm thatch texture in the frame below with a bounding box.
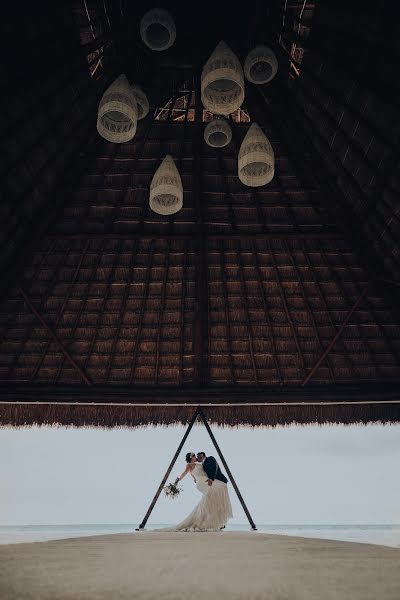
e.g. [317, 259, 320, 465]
[149, 155, 183, 215]
[1, 106, 400, 427]
[140, 8, 176, 52]
[280, 7, 400, 285]
[2, 1, 400, 429]
[204, 118, 232, 148]
[238, 123, 275, 187]
[201, 41, 245, 116]
[244, 46, 278, 84]
[131, 84, 149, 120]
[97, 74, 138, 143]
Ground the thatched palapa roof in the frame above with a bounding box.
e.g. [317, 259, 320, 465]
[1, 1, 400, 427]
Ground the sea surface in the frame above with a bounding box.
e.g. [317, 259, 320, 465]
[1, 524, 399, 547]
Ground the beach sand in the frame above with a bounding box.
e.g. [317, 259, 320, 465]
[0, 531, 399, 599]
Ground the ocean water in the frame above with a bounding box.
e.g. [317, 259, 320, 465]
[1, 524, 399, 547]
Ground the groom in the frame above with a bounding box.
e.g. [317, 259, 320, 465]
[197, 452, 228, 487]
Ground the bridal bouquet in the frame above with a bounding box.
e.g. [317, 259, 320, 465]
[163, 482, 183, 499]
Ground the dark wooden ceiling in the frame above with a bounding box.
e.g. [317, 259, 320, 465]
[0, 1, 399, 427]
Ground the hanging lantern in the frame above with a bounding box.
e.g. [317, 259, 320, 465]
[149, 155, 183, 215]
[201, 41, 245, 116]
[97, 74, 138, 143]
[140, 8, 176, 51]
[238, 123, 274, 187]
[131, 84, 149, 120]
[204, 118, 232, 148]
[244, 46, 278, 84]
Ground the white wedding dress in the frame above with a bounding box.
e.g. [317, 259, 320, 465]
[156, 463, 233, 532]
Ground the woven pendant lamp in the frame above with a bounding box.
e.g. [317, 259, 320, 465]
[131, 84, 149, 120]
[149, 155, 183, 215]
[204, 118, 232, 148]
[140, 8, 176, 51]
[238, 123, 274, 187]
[201, 41, 245, 116]
[97, 74, 138, 143]
[244, 46, 278, 84]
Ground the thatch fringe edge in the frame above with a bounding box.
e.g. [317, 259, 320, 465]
[1, 402, 399, 429]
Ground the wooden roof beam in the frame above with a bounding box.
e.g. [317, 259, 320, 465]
[192, 71, 208, 385]
[301, 287, 369, 386]
[45, 232, 344, 241]
[29, 241, 91, 381]
[1, 382, 399, 405]
[17, 286, 92, 386]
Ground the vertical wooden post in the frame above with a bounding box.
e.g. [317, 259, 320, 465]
[198, 408, 258, 531]
[192, 69, 208, 386]
[136, 407, 200, 530]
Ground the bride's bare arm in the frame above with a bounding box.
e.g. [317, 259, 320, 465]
[174, 465, 192, 484]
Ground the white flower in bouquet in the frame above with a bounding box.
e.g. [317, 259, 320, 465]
[163, 481, 183, 499]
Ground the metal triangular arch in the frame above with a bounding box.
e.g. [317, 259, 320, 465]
[136, 407, 257, 530]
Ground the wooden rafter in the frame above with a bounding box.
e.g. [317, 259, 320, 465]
[193, 71, 208, 385]
[30, 240, 91, 381]
[17, 286, 92, 386]
[301, 287, 369, 386]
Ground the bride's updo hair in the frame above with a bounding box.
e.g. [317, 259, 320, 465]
[186, 452, 195, 463]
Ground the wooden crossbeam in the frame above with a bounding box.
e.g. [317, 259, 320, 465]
[45, 232, 344, 241]
[301, 287, 369, 386]
[30, 241, 91, 381]
[269, 239, 306, 375]
[1, 383, 399, 405]
[17, 286, 92, 386]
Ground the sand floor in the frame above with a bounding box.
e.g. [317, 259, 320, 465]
[0, 531, 399, 599]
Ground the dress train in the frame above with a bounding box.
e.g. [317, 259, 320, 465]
[154, 463, 233, 532]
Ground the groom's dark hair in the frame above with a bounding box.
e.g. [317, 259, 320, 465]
[197, 452, 206, 458]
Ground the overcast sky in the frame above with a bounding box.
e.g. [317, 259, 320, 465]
[1, 423, 399, 525]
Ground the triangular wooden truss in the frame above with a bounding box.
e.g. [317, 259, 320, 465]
[136, 407, 257, 530]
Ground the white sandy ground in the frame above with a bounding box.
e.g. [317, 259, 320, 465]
[0, 532, 399, 600]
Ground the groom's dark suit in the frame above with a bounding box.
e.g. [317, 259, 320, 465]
[203, 456, 228, 483]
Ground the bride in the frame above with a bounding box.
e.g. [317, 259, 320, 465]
[157, 451, 233, 532]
